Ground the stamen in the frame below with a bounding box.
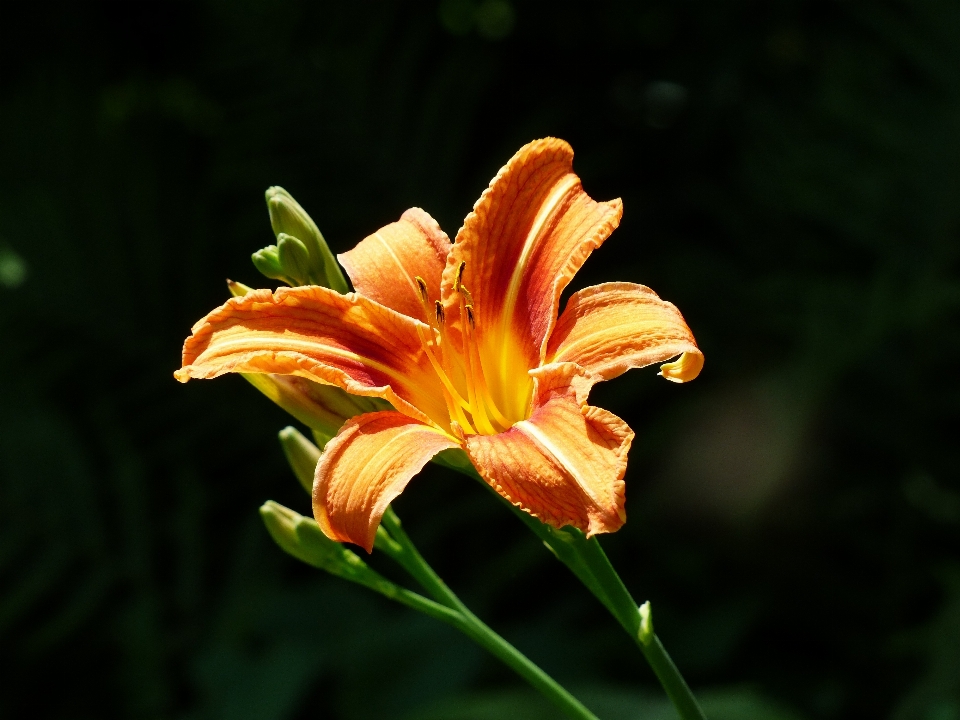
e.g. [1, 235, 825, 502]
[441, 385, 476, 435]
[458, 302, 497, 435]
[454, 261, 465, 292]
[414, 275, 428, 303]
[431, 297, 467, 381]
[416, 324, 472, 420]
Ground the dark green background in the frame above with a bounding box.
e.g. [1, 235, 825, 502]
[1, 1, 958, 718]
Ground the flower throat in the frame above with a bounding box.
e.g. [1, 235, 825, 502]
[413, 262, 519, 437]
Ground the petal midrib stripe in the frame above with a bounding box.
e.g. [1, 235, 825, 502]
[497, 173, 579, 380]
[206, 335, 414, 387]
[514, 415, 606, 511]
[374, 230, 423, 311]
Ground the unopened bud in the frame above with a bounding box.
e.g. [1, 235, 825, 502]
[259, 501, 402, 593]
[638, 601, 654, 646]
[277, 233, 313, 286]
[242, 373, 388, 447]
[278, 426, 320, 494]
[251, 245, 292, 284]
[264, 187, 348, 293]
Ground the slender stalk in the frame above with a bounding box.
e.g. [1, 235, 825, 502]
[639, 634, 706, 720]
[386, 585, 468, 626]
[576, 536, 706, 720]
[379, 509, 601, 720]
[449, 465, 707, 720]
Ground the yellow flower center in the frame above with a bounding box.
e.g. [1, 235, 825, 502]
[413, 264, 520, 436]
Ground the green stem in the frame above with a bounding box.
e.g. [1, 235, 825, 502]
[379, 509, 601, 720]
[575, 536, 706, 720]
[386, 584, 468, 626]
[640, 634, 706, 720]
[449, 464, 707, 720]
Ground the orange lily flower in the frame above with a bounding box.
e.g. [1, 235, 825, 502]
[176, 138, 703, 552]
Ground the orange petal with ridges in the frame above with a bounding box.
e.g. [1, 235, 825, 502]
[175, 286, 448, 426]
[338, 208, 451, 324]
[440, 138, 622, 419]
[465, 364, 633, 536]
[546, 282, 703, 384]
[313, 411, 458, 552]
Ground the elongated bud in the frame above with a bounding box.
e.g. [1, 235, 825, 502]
[251, 245, 292, 284]
[278, 426, 320, 493]
[226, 279, 255, 297]
[638, 601, 654, 646]
[264, 187, 349, 293]
[277, 233, 312, 286]
[259, 501, 399, 593]
[242, 373, 388, 448]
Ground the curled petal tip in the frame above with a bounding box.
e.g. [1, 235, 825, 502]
[658, 351, 704, 383]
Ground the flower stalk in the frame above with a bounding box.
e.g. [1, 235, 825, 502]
[377, 507, 601, 720]
[444, 459, 707, 720]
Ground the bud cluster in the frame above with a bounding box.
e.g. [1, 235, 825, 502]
[252, 187, 348, 292]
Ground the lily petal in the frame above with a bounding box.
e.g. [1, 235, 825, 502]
[314, 411, 458, 551]
[175, 287, 448, 426]
[339, 208, 451, 324]
[442, 138, 622, 419]
[546, 282, 703, 384]
[465, 364, 633, 536]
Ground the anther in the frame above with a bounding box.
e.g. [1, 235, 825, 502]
[454, 262, 465, 292]
[465, 305, 476, 329]
[435, 300, 446, 326]
[414, 276, 428, 302]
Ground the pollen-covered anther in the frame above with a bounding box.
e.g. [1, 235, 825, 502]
[414, 275, 428, 303]
[454, 261, 465, 292]
[435, 300, 445, 326]
[465, 304, 476, 329]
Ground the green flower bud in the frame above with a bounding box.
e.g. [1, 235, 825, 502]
[638, 601, 654, 646]
[265, 187, 349, 293]
[242, 373, 388, 447]
[276, 233, 312, 286]
[259, 501, 400, 595]
[251, 245, 292, 284]
[278, 426, 320, 494]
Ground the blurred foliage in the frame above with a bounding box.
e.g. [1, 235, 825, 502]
[1, 0, 958, 718]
